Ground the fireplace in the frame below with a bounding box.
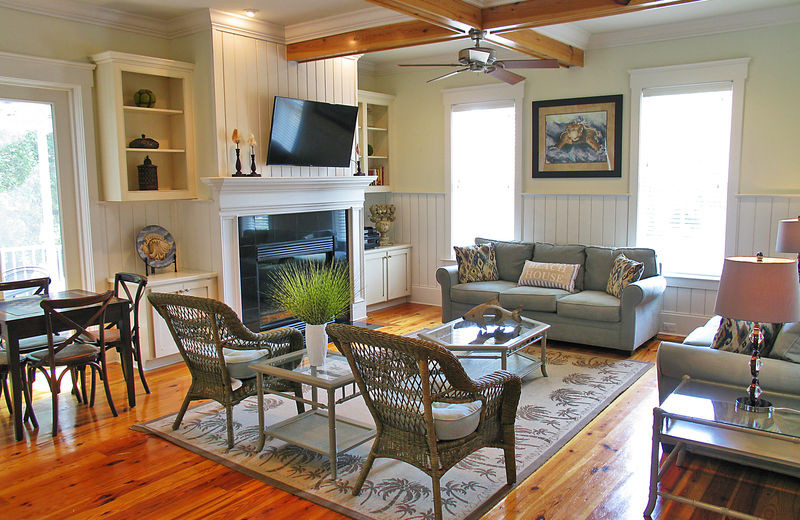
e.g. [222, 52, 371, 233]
[238, 210, 349, 332]
[203, 176, 375, 324]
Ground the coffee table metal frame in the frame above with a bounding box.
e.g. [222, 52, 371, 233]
[418, 317, 550, 378]
[251, 349, 376, 479]
[644, 376, 800, 520]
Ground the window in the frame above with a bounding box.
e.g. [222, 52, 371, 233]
[630, 59, 749, 279]
[443, 84, 523, 253]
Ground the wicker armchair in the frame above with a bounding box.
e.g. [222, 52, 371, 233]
[326, 324, 522, 520]
[148, 293, 305, 448]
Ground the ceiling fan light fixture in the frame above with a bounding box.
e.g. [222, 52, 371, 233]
[244, 8, 257, 18]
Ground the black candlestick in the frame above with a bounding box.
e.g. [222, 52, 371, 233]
[249, 153, 259, 176]
[232, 148, 245, 176]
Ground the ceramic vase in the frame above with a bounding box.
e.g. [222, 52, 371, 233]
[305, 323, 328, 366]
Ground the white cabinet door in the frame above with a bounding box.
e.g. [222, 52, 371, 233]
[364, 251, 387, 305]
[387, 248, 410, 300]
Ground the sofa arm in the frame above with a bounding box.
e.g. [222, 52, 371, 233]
[436, 265, 460, 322]
[621, 275, 666, 307]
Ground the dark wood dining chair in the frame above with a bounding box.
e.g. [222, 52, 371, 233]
[25, 291, 118, 436]
[0, 350, 36, 419]
[83, 273, 150, 394]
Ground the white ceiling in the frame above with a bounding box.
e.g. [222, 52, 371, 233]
[33, 0, 800, 67]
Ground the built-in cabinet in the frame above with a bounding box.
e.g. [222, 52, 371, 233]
[363, 245, 411, 306]
[91, 51, 196, 201]
[357, 90, 394, 193]
[111, 271, 217, 368]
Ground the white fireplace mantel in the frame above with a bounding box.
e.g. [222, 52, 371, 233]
[202, 175, 377, 322]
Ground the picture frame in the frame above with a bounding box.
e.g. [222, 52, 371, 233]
[532, 94, 623, 178]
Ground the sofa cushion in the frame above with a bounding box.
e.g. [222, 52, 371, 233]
[710, 318, 782, 356]
[683, 325, 719, 346]
[557, 290, 621, 322]
[585, 246, 659, 291]
[432, 400, 483, 440]
[499, 285, 570, 312]
[517, 260, 580, 292]
[454, 244, 499, 284]
[533, 243, 586, 290]
[770, 322, 800, 362]
[606, 254, 644, 297]
[475, 237, 534, 282]
[450, 281, 518, 305]
[616, 247, 658, 279]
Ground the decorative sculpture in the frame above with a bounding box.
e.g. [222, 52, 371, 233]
[461, 297, 523, 328]
[368, 204, 396, 246]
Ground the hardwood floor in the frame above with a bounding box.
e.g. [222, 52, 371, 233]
[2, 303, 798, 519]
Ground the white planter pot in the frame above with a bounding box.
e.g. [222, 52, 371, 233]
[305, 323, 329, 366]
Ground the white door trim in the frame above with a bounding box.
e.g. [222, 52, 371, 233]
[0, 52, 97, 289]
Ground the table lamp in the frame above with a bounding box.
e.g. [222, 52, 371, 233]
[777, 216, 800, 279]
[714, 254, 800, 413]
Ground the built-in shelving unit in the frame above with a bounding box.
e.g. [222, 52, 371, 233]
[358, 90, 394, 193]
[91, 51, 196, 201]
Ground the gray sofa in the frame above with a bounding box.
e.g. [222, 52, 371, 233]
[436, 239, 667, 352]
[657, 316, 800, 402]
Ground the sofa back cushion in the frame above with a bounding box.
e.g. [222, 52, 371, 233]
[585, 246, 659, 291]
[475, 237, 534, 282]
[533, 243, 585, 290]
[769, 322, 800, 362]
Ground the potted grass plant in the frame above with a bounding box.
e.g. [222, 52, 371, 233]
[269, 260, 351, 365]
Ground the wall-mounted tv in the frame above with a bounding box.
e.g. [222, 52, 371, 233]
[266, 96, 358, 168]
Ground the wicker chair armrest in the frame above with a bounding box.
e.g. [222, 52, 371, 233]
[222, 326, 304, 357]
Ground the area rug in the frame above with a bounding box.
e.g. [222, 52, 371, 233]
[133, 345, 652, 520]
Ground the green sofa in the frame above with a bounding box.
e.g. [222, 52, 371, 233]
[435, 238, 666, 352]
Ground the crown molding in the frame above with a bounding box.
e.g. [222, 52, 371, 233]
[0, 0, 168, 38]
[167, 10, 212, 39]
[589, 4, 800, 49]
[285, 7, 413, 44]
[209, 9, 285, 44]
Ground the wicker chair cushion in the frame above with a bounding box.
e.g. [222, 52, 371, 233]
[27, 343, 99, 363]
[223, 348, 271, 379]
[432, 400, 483, 440]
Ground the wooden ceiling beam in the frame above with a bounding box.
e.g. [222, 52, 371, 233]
[363, 0, 481, 33]
[286, 20, 465, 62]
[484, 30, 584, 67]
[482, 0, 702, 32]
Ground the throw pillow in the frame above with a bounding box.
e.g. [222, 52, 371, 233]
[710, 318, 782, 356]
[453, 244, 499, 284]
[517, 260, 581, 292]
[605, 254, 644, 298]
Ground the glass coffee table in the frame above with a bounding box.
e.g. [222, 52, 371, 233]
[418, 317, 550, 379]
[645, 376, 800, 519]
[251, 349, 375, 479]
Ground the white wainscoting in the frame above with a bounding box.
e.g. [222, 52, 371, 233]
[385, 192, 800, 335]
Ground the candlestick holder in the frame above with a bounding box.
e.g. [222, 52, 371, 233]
[249, 152, 260, 177]
[232, 148, 245, 177]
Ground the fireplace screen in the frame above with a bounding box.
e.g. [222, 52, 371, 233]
[238, 210, 349, 332]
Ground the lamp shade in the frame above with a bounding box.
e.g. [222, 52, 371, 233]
[776, 217, 800, 253]
[714, 256, 800, 323]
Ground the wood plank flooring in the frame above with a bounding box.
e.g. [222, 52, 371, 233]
[1, 303, 799, 519]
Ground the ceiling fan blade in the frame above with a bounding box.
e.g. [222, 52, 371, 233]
[428, 68, 469, 83]
[487, 67, 525, 85]
[398, 63, 462, 67]
[496, 59, 560, 69]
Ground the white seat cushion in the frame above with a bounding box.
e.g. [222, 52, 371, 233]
[432, 400, 483, 440]
[222, 348, 270, 380]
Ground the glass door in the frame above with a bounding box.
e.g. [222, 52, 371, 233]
[0, 85, 81, 293]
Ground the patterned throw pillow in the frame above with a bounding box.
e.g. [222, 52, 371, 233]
[517, 260, 580, 292]
[453, 244, 499, 284]
[711, 318, 782, 356]
[605, 254, 644, 298]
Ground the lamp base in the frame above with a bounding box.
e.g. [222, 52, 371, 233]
[735, 396, 774, 413]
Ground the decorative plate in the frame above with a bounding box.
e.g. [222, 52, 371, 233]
[136, 225, 176, 268]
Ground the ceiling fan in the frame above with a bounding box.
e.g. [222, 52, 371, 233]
[398, 28, 559, 85]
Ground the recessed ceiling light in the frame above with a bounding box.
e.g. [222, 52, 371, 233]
[244, 9, 257, 18]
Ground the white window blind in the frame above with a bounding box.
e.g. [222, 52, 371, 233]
[635, 83, 734, 277]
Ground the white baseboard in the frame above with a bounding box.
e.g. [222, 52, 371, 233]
[366, 296, 410, 312]
[660, 311, 711, 336]
[410, 285, 441, 306]
[143, 353, 183, 371]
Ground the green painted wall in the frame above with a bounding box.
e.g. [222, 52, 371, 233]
[363, 22, 800, 195]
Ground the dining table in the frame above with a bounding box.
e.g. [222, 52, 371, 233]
[0, 289, 135, 441]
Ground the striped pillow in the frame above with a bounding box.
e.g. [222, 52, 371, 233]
[517, 260, 581, 292]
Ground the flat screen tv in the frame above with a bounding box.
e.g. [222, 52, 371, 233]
[266, 96, 358, 167]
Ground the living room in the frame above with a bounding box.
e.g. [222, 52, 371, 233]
[1, 0, 799, 519]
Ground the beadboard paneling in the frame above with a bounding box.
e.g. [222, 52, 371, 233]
[520, 194, 630, 246]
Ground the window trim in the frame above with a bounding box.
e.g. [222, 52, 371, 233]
[628, 58, 750, 277]
[442, 82, 524, 258]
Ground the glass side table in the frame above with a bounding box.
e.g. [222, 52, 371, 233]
[251, 349, 376, 479]
[644, 376, 800, 520]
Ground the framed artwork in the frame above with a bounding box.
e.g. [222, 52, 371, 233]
[532, 94, 623, 178]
